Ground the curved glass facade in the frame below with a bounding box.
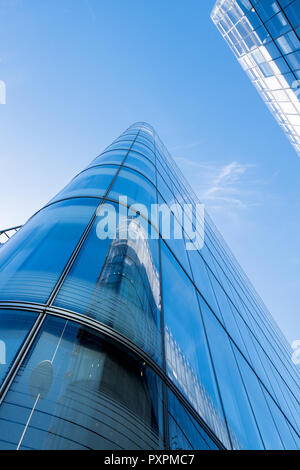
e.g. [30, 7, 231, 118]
[211, 0, 300, 156]
[0, 122, 299, 449]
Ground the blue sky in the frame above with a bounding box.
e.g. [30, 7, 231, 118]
[0, 0, 299, 343]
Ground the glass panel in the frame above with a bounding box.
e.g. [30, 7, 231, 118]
[187, 251, 219, 316]
[200, 299, 264, 450]
[54, 202, 162, 364]
[234, 346, 284, 449]
[50, 165, 118, 202]
[161, 243, 230, 448]
[87, 150, 125, 168]
[263, 391, 300, 450]
[131, 142, 155, 161]
[0, 199, 98, 303]
[158, 197, 192, 277]
[0, 316, 164, 450]
[168, 390, 219, 450]
[108, 167, 157, 214]
[124, 151, 156, 183]
[0, 310, 37, 385]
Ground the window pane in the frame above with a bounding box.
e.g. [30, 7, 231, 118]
[168, 389, 219, 450]
[50, 165, 119, 202]
[108, 167, 157, 213]
[54, 202, 162, 364]
[0, 199, 98, 303]
[234, 345, 284, 449]
[0, 316, 164, 450]
[0, 310, 37, 385]
[124, 151, 156, 183]
[200, 300, 264, 450]
[188, 251, 220, 317]
[161, 244, 230, 448]
[87, 150, 125, 168]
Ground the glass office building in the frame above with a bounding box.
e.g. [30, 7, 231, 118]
[211, 0, 300, 156]
[0, 122, 299, 450]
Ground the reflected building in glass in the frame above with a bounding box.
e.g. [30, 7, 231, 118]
[0, 122, 299, 450]
[211, 0, 300, 156]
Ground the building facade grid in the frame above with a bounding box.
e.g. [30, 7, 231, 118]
[0, 122, 298, 449]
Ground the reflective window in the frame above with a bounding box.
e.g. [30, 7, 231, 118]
[285, 1, 300, 29]
[54, 202, 162, 364]
[131, 142, 155, 161]
[0, 316, 164, 450]
[161, 244, 230, 448]
[50, 165, 118, 202]
[124, 151, 156, 183]
[108, 167, 157, 213]
[168, 390, 219, 450]
[0, 199, 98, 303]
[0, 310, 37, 385]
[234, 345, 284, 449]
[188, 251, 220, 317]
[200, 299, 264, 450]
[87, 150, 125, 168]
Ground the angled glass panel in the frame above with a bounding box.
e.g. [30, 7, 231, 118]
[263, 390, 300, 450]
[168, 390, 219, 450]
[0, 199, 98, 303]
[187, 251, 220, 318]
[234, 345, 285, 449]
[0, 310, 37, 386]
[50, 165, 118, 203]
[87, 150, 126, 168]
[54, 202, 162, 364]
[108, 167, 157, 214]
[0, 316, 164, 450]
[131, 142, 155, 161]
[124, 151, 156, 183]
[161, 243, 230, 448]
[200, 299, 264, 450]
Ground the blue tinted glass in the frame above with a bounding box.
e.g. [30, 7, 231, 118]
[285, 1, 300, 29]
[161, 244, 230, 447]
[50, 165, 118, 202]
[200, 299, 264, 450]
[263, 390, 300, 450]
[0, 310, 37, 385]
[0, 199, 98, 303]
[0, 315, 164, 450]
[87, 150, 125, 168]
[188, 251, 219, 315]
[54, 202, 162, 364]
[168, 390, 219, 450]
[124, 151, 156, 182]
[108, 167, 157, 213]
[234, 346, 284, 449]
[131, 142, 155, 161]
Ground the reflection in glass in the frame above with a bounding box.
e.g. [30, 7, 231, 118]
[0, 316, 164, 450]
[0, 199, 98, 303]
[161, 243, 230, 448]
[0, 310, 37, 385]
[54, 203, 162, 364]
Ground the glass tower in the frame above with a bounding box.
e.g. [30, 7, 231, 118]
[0, 122, 299, 450]
[211, 0, 300, 156]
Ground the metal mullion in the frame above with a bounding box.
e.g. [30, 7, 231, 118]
[154, 128, 170, 450]
[0, 310, 46, 405]
[184, 230, 233, 449]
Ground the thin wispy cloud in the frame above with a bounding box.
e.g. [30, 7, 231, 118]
[174, 156, 263, 219]
[170, 141, 205, 152]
